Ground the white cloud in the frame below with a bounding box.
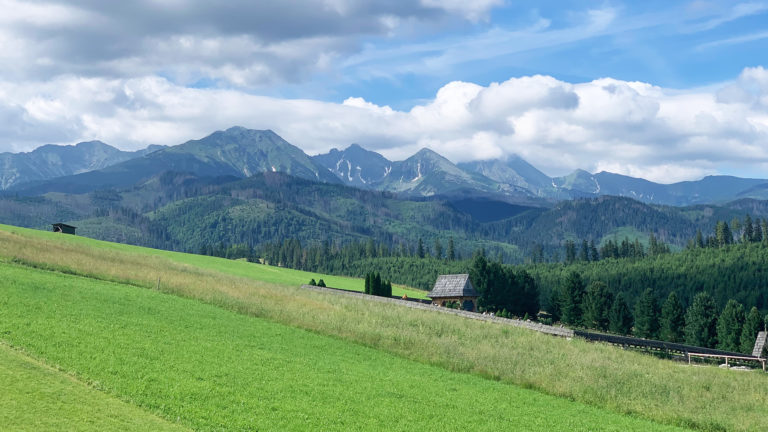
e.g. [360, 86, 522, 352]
[419, 0, 503, 22]
[3, 69, 768, 183]
[0, 0, 503, 87]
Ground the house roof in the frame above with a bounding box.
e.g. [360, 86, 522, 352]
[52, 223, 77, 229]
[427, 274, 478, 298]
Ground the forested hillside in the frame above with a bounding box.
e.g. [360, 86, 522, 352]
[3, 170, 768, 266]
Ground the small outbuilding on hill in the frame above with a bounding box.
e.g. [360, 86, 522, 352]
[52, 223, 77, 235]
[428, 274, 479, 312]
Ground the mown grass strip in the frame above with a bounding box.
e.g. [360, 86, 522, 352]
[0, 263, 684, 431]
[0, 343, 188, 432]
[1, 224, 766, 431]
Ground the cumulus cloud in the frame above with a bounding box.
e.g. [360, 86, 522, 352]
[0, 0, 501, 87]
[3, 68, 768, 183]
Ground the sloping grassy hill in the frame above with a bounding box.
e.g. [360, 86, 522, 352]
[1, 224, 767, 430]
[0, 261, 681, 431]
[0, 224, 426, 299]
[0, 344, 187, 431]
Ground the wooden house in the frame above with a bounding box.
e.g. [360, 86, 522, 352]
[52, 223, 77, 235]
[428, 274, 479, 312]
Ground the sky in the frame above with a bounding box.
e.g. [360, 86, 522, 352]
[1, 0, 768, 183]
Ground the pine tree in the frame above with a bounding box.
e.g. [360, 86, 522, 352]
[565, 240, 576, 264]
[634, 288, 659, 339]
[660, 292, 685, 342]
[548, 288, 562, 323]
[433, 238, 443, 259]
[717, 299, 745, 352]
[365, 238, 376, 258]
[685, 292, 719, 348]
[317, 279, 326, 287]
[763, 220, 768, 246]
[743, 214, 754, 243]
[364, 273, 371, 294]
[589, 240, 599, 262]
[754, 219, 763, 243]
[309, 278, 317, 286]
[373, 272, 382, 296]
[648, 233, 659, 256]
[417, 238, 425, 259]
[560, 271, 585, 326]
[582, 281, 612, 331]
[695, 229, 704, 248]
[579, 240, 589, 262]
[608, 293, 633, 335]
[716, 221, 732, 247]
[447, 237, 455, 261]
[517, 270, 540, 318]
[741, 306, 763, 354]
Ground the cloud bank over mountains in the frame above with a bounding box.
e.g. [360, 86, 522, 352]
[3, 68, 768, 183]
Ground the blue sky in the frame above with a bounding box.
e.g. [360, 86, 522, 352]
[1, 1, 767, 182]
[274, 1, 768, 108]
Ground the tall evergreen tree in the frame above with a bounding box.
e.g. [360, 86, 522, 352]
[565, 240, 576, 264]
[659, 292, 685, 343]
[608, 293, 633, 335]
[754, 219, 763, 243]
[579, 240, 589, 262]
[548, 288, 562, 323]
[560, 271, 585, 326]
[716, 299, 745, 352]
[716, 221, 732, 247]
[743, 214, 754, 243]
[373, 272, 382, 296]
[695, 229, 704, 248]
[589, 240, 599, 262]
[517, 270, 540, 318]
[763, 220, 768, 246]
[582, 281, 613, 331]
[447, 237, 455, 261]
[364, 273, 371, 294]
[685, 292, 719, 348]
[433, 238, 443, 259]
[634, 288, 659, 339]
[741, 306, 763, 354]
[416, 238, 425, 259]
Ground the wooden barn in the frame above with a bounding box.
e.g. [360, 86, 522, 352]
[428, 274, 479, 312]
[52, 223, 77, 235]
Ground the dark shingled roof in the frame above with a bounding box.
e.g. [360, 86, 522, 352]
[427, 274, 478, 298]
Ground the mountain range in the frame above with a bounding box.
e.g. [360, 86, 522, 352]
[4, 126, 768, 207]
[0, 141, 164, 190]
[3, 126, 768, 264]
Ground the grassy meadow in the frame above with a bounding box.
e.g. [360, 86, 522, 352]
[0, 344, 188, 432]
[0, 224, 426, 299]
[1, 224, 767, 430]
[0, 261, 683, 431]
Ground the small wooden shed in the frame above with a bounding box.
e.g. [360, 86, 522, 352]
[52, 223, 77, 235]
[428, 274, 479, 312]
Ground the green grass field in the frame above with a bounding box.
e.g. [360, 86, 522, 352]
[0, 344, 187, 431]
[0, 262, 682, 431]
[0, 224, 426, 299]
[1, 224, 767, 431]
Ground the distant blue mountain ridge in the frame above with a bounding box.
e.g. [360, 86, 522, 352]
[5, 126, 768, 206]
